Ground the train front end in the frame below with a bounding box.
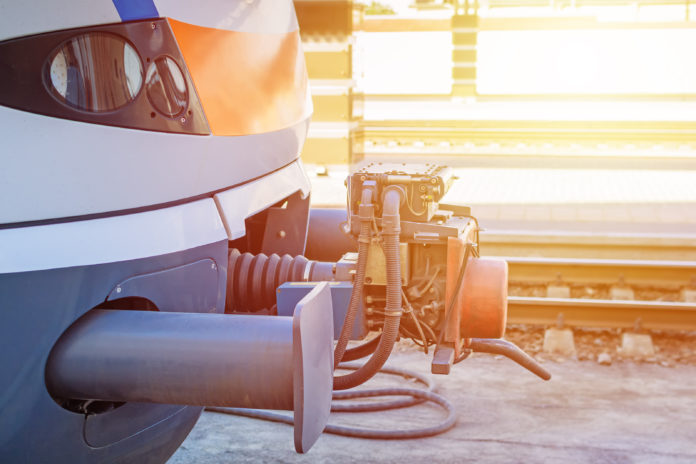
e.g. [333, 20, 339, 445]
[0, 1, 315, 461]
[0, 1, 550, 462]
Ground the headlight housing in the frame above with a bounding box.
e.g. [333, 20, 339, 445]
[48, 32, 143, 112]
[0, 19, 208, 134]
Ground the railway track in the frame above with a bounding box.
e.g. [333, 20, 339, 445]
[480, 229, 696, 261]
[506, 256, 696, 287]
[507, 297, 696, 331]
[502, 256, 696, 330]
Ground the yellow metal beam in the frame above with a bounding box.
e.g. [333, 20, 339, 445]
[361, 16, 696, 32]
[304, 49, 352, 80]
[301, 127, 353, 164]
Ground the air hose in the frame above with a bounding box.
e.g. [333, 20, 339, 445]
[333, 186, 405, 390]
[341, 335, 381, 362]
[332, 187, 374, 367]
[206, 363, 457, 439]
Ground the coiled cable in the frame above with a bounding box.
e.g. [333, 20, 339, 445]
[206, 363, 457, 439]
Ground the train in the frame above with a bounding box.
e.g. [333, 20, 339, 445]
[0, 1, 548, 461]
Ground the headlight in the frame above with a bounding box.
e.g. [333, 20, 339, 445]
[145, 55, 188, 117]
[48, 33, 143, 112]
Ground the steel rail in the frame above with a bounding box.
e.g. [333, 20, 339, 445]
[504, 256, 696, 287]
[480, 230, 696, 261]
[507, 296, 696, 331]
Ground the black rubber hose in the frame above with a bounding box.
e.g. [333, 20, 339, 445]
[340, 335, 382, 362]
[206, 364, 457, 440]
[469, 338, 552, 381]
[333, 188, 373, 367]
[333, 187, 404, 390]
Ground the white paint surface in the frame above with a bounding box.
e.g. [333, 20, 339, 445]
[0, 199, 226, 273]
[215, 161, 311, 240]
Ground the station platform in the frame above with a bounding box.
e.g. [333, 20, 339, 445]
[356, 98, 696, 169]
[170, 352, 696, 464]
[308, 91, 696, 238]
[307, 165, 696, 236]
[363, 98, 696, 123]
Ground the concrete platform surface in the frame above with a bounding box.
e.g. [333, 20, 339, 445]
[169, 351, 696, 463]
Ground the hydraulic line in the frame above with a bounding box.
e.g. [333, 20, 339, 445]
[333, 187, 374, 367]
[341, 335, 381, 362]
[206, 363, 457, 439]
[333, 186, 405, 390]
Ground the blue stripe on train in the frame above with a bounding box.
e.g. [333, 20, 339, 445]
[112, 0, 159, 21]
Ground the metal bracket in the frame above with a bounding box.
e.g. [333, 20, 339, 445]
[431, 344, 455, 375]
[261, 190, 311, 256]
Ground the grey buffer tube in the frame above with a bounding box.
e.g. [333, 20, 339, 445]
[45, 282, 335, 453]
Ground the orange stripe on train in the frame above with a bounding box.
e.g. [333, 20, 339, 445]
[169, 18, 310, 136]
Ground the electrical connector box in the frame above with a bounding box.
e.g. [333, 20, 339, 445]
[348, 163, 455, 223]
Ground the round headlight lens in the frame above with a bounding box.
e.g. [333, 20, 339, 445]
[47, 33, 143, 112]
[145, 56, 188, 118]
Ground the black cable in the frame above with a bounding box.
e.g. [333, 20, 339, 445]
[420, 320, 438, 344]
[401, 289, 429, 353]
[398, 324, 434, 349]
[332, 363, 432, 411]
[205, 363, 457, 440]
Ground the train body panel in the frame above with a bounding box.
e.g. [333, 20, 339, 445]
[0, 105, 310, 225]
[0, 238, 226, 461]
[0, 158, 310, 459]
[0, 0, 313, 459]
[0, 196, 231, 461]
[0, 0, 300, 40]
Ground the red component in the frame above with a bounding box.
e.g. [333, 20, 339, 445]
[459, 257, 508, 339]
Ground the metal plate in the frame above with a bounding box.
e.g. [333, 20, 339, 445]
[292, 281, 334, 453]
[277, 282, 367, 340]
